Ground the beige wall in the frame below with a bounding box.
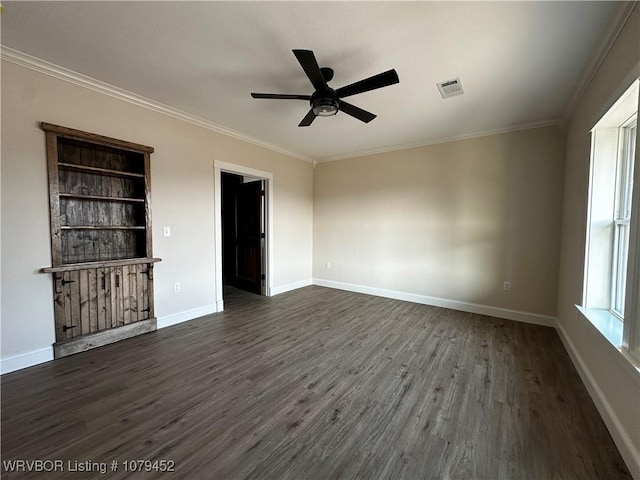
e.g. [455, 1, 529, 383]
[1, 60, 313, 360]
[556, 5, 640, 474]
[313, 126, 565, 317]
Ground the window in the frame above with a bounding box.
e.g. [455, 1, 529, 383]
[612, 119, 636, 317]
[581, 79, 639, 365]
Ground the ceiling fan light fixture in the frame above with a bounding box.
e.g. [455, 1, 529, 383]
[251, 49, 399, 126]
[312, 97, 339, 116]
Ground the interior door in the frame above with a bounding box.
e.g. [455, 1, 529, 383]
[233, 180, 264, 294]
[222, 172, 265, 295]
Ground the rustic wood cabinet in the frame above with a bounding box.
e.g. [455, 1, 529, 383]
[41, 123, 161, 358]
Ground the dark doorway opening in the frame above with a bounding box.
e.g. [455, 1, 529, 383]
[221, 172, 265, 296]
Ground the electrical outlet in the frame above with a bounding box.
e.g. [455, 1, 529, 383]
[325, 262, 331, 269]
[503, 281, 511, 292]
[173, 282, 181, 293]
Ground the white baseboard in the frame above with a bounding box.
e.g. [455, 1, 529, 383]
[555, 321, 640, 479]
[1, 347, 54, 375]
[271, 278, 313, 296]
[157, 303, 219, 329]
[2, 304, 220, 373]
[312, 278, 556, 327]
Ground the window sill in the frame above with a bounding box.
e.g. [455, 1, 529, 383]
[575, 305, 640, 376]
[576, 306, 623, 347]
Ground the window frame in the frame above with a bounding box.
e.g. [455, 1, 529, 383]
[580, 78, 639, 368]
[611, 117, 637, 318]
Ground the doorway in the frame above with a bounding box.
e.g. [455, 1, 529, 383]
[221, 172, 265, 295]
[214, 161, 273, 311]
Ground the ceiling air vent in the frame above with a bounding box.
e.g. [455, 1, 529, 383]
[437, 77, 464, 99]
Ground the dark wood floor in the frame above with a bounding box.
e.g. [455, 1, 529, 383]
[1, 286, 630, 479]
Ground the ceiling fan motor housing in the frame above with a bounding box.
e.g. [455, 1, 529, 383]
[311, 89, 339, 116]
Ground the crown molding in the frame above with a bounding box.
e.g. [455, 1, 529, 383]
[315, 118, 564, 163]
[0, 45, 577, 166]
[564, 2, 638, 120]
[0, 46, 313, 163]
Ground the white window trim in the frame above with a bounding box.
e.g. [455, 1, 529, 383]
[580, 79, 639, 371]
[611, 117, 636, 317]
[623, 118, 640, 361]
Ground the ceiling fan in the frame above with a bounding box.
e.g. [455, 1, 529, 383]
[251, 49, 399, 127]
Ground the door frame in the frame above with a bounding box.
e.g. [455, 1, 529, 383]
[214, 160, 274, 310]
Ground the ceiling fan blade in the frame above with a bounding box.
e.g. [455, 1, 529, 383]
[251, 93, 312, 100]
[336, 69, 399, 98]
[292, 49, 328, 92]
[298, 109, 316, 127]
[338, 100, 377, 123]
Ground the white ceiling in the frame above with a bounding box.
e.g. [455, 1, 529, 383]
[0, 1, 627, 162]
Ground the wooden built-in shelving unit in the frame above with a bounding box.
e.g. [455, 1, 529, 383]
[40, 123, 161, 358]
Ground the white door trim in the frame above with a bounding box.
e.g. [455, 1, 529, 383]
[214, 160, 274, 311]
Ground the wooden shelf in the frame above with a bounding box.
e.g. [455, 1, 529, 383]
[42, 257, 162, 273]
[61, 225, 146, 230]
[58, 162, 145, 178]
[59, 193, 145, 203]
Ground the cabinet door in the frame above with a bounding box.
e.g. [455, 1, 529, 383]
[133, 263, 153, 321]
[53, 271, 81, 341]
[53, 268, 103, 341]
[120, 263, 151, 323]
